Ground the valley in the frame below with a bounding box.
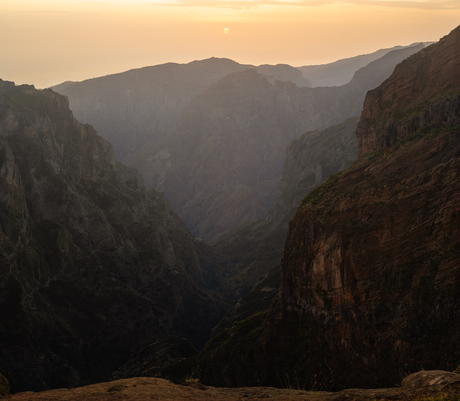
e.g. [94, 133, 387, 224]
[0, 23, 459, 400]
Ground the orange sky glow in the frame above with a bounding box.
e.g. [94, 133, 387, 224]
[1, 0, 459, 88]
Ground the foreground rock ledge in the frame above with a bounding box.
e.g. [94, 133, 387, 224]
[6, 370, 460, 401]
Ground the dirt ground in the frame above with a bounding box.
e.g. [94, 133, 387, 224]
[5, 370, 460, 401]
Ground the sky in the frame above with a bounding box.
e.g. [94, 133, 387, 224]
[1, 0, 460, 88]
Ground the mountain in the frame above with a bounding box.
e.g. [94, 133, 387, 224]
[210, 117, 359, 309]
[298, 43, 432, 87]
[195, 25, 460, 389]
[53, 46, 422, 242]
[51, 59, 310, 162]
[256, 64, 312, 87]
[124, 68, 315, 241]
[125, 44, 424, 241]
[51, 58, 252, 161]
[0, 80, 226, 392]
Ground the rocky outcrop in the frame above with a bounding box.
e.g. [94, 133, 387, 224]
[0, 80, 226, 392]
[5, 371, 460, 401]
[195, 25, 460, 390]
[6, 369, 460, 400]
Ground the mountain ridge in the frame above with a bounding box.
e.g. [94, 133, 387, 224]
[298, 42, 433, 87]
[0, 79, 226, 392]
[123, 44, 423, 241]
[194, 24, 460, 390]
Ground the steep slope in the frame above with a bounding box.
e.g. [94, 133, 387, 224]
[0, 80, 225, 392]
[127, 45, 423, 241]
[195, 25, 460, 389]
[298, 43, 430, 87]
[211, 117, 359, 307]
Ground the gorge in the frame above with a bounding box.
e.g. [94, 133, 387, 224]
[0, 24, 459, 399]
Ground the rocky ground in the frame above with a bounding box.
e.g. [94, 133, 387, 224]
[4, 370, 460, 401]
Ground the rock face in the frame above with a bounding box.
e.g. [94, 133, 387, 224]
[0, 80, 225, 392]
[195, 25, 460, 390]
[211, 117, 359, 306]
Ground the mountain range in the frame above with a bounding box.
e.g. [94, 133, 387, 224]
[1, 27, 459, 397]
[53, 44, 424, 242]
[298, 42, 434, 87]
[195, 25, 460, 390]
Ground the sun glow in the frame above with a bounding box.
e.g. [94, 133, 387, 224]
[2, 0, 459, 88]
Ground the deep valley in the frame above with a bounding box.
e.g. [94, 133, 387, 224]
[1, 23, 459, 400]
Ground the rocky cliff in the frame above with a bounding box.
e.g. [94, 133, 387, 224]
[210, 117, 359, 309]
[0, 80, 225, 392]
[195, 26, 460, 390]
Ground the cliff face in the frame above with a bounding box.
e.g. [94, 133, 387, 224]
[357, 33, 460, 156]
[0, 81, 225, 392]
[210, 117, 359, 307]
[196, 26, 460, 389]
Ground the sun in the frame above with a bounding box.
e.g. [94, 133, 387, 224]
[224, 28, 229, 34]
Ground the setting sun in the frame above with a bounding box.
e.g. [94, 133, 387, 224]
[1, 0, 459, 87]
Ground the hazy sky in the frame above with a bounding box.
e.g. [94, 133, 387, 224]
[2, 0, 459, 88]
